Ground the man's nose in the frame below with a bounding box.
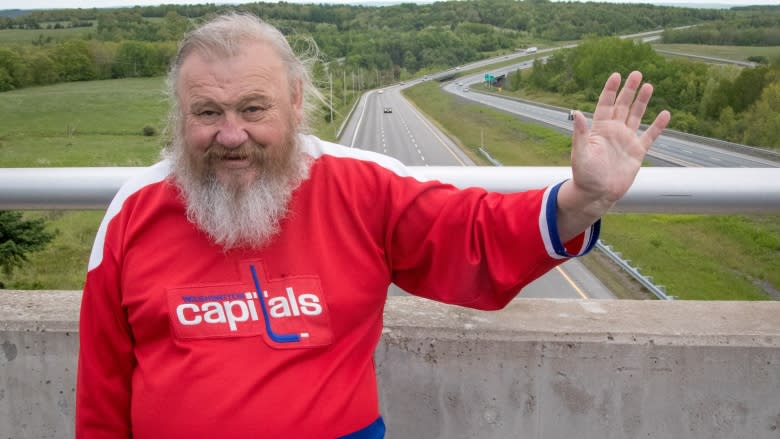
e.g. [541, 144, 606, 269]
[215, 113, 249, 148]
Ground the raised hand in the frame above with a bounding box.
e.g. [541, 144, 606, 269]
[556, 71, 671, 242]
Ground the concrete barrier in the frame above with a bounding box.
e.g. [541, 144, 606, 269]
[1, 290, 778, 438]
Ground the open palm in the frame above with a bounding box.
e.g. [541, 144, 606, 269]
[570, 71, 671, 210]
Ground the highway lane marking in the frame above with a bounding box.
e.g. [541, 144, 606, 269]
[555, 265, 589, 300]
[406, 103, 467, 165]
[348, 92, 373, 147]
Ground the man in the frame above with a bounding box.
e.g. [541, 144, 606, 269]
[76, 12, 669, 439]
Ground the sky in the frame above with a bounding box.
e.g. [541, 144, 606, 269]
[2, 0, 778, 11]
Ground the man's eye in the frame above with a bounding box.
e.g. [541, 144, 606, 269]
[243, 106, 267, 120]
[198, 110, 218, 117]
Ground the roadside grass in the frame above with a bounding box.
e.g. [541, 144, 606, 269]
[403, 81, 779, 301]
[404, 82, 572, 166]
[600, 214, 779, 301]
[0, 76, 350, 289]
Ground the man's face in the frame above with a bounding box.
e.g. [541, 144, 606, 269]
[168, 40, 309, 249]
[176, 41, 303, 189]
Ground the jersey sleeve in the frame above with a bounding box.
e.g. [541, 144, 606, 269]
[76, 210, 134, 438]
[386, 177, 600, 310]
[76, 163, 170, 438]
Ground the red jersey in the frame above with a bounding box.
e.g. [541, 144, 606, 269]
[76, 134, 598, 438]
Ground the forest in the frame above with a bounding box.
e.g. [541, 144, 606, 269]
[0, 0, 727, 92]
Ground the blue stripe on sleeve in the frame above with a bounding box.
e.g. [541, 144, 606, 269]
[545, 181, 601, 258]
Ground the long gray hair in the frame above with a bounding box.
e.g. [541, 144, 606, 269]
[164, 11, 325, 149]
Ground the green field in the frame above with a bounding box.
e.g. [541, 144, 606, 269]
[0, 78, 168, 167]
[0, 78, 166, 288]
[0, 25, 93, 44]
[651, 43, 780, 63]
[403, 81, 779, 301]
[1, 77, 778, 299]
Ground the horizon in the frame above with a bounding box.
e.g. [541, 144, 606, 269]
[2, 0, 779, 12]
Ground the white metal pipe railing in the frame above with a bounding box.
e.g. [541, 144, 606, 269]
[1, 167, 779, 213]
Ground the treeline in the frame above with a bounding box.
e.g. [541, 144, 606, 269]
[2, 1, 722, 36]
[508, 37, 780, 150]
[0, 0, 726, 92]
[663, 6, 780, 46]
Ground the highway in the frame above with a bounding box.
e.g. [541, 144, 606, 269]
[338, 50, 779, 300]
[446, 62, 779, 169]
[338, 85, 616, 300]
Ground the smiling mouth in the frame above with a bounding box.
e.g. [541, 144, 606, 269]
[215, 153, 254, 170]
[222, 153, 249, 161]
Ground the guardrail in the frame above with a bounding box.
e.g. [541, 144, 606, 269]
[596, 241, 673, 300]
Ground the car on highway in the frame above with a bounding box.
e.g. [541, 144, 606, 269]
[383, 107, 392, 113]
[463, 87, 470, 92]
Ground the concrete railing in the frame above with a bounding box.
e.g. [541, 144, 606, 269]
[2, 290, 779, 438]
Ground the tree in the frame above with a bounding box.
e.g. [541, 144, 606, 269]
[741, 83, 780, 149]
[0, 47, 31, 90]
[0, 211, 55, 283]
[113, 41, 160, 78]
[51, 40, 97, 81]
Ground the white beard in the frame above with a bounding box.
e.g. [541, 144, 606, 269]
[165, 134, 310, 250]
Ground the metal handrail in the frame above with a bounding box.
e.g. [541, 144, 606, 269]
[1, 166, 779, 212]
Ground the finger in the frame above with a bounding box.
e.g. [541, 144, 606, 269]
[571, 111, 589, 165]
[625, 82, 654, 132]
[612, 71, 642, 122]
[571, 110, 589, 152]
[592, 72, 622, 121]
[639, 110, 671, 151]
